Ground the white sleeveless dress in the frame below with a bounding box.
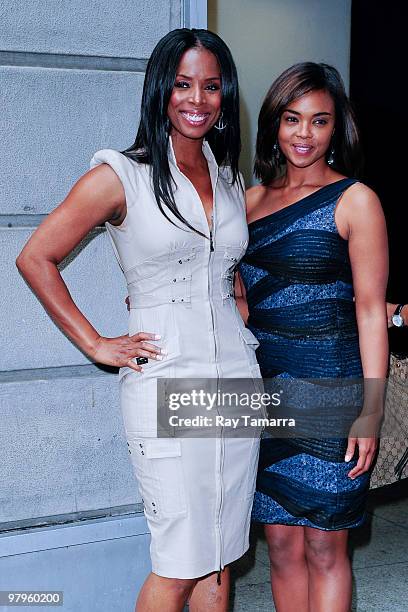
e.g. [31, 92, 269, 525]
[90, 139, 261, 579]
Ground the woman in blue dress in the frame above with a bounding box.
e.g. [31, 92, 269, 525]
[237, 63, 388, 611]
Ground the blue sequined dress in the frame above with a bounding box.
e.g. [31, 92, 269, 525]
[239, 179, 369, 530]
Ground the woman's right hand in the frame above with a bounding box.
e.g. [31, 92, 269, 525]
[91, 332, 164, 372]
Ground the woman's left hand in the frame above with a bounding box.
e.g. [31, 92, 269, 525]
[345, 432, 378, 479]
[386, 302, 397, 327]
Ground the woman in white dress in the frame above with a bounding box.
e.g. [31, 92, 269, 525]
[16, 29, 261, 611]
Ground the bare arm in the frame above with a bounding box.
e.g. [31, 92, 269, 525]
[346, 185, 389, 377]
[338, 184, 389, 476]
[233, 185, 264, 324]
[16, 164, 161, 370]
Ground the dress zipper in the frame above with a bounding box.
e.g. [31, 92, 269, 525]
[208, 212, 224, 582]
[177, 160, 222, 580]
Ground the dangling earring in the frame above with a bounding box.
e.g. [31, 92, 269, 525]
[273, 142, 282, 162]
[214, 111, 227, 131]
[327, 147, 335, 166]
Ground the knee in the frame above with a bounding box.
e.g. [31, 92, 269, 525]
[166, 577, 196, 598]
[305, 537, 344, 573]
[266, 532, 304, 569]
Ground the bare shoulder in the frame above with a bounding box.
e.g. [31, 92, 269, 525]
[340, 182, 383, 216]
[245, 185, 267, 218]
[246, 184, 264, 203]
[40, 162, 127, 232]
[80, 163, 125, 204]
[337, 182, 385, 239]
[348, 181, 378, 198]
[68, 163, 127, 224]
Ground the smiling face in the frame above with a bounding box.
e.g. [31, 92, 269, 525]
[278, 89, 335, 169]
[167, 46, 222, 142]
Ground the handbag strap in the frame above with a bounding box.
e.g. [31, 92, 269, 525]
[394, 447, 408, 479]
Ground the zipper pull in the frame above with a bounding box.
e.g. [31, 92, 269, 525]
[209, 230, 214, 252]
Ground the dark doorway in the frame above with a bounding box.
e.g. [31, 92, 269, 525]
[350, 1, 407, 353]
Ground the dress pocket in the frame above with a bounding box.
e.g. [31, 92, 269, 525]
[119, 335, 181, 437]
[239, 327, 260, 367]
[118, 333, 181, 382]
[127, 438, 187, 519]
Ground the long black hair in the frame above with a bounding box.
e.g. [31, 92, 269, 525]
[122, 28, 241, 234]
[254, 62, 363, 185]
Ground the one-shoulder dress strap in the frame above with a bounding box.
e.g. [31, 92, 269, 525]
[314, 177, 358, 202]
[331, 177, 359, 198]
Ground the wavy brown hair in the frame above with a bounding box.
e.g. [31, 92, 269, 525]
[254, 62, 363, 185]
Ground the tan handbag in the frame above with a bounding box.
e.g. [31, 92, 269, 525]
[370, 353, 408, 489]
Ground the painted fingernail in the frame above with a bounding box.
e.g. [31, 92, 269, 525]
[154, 334, 161, 340]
